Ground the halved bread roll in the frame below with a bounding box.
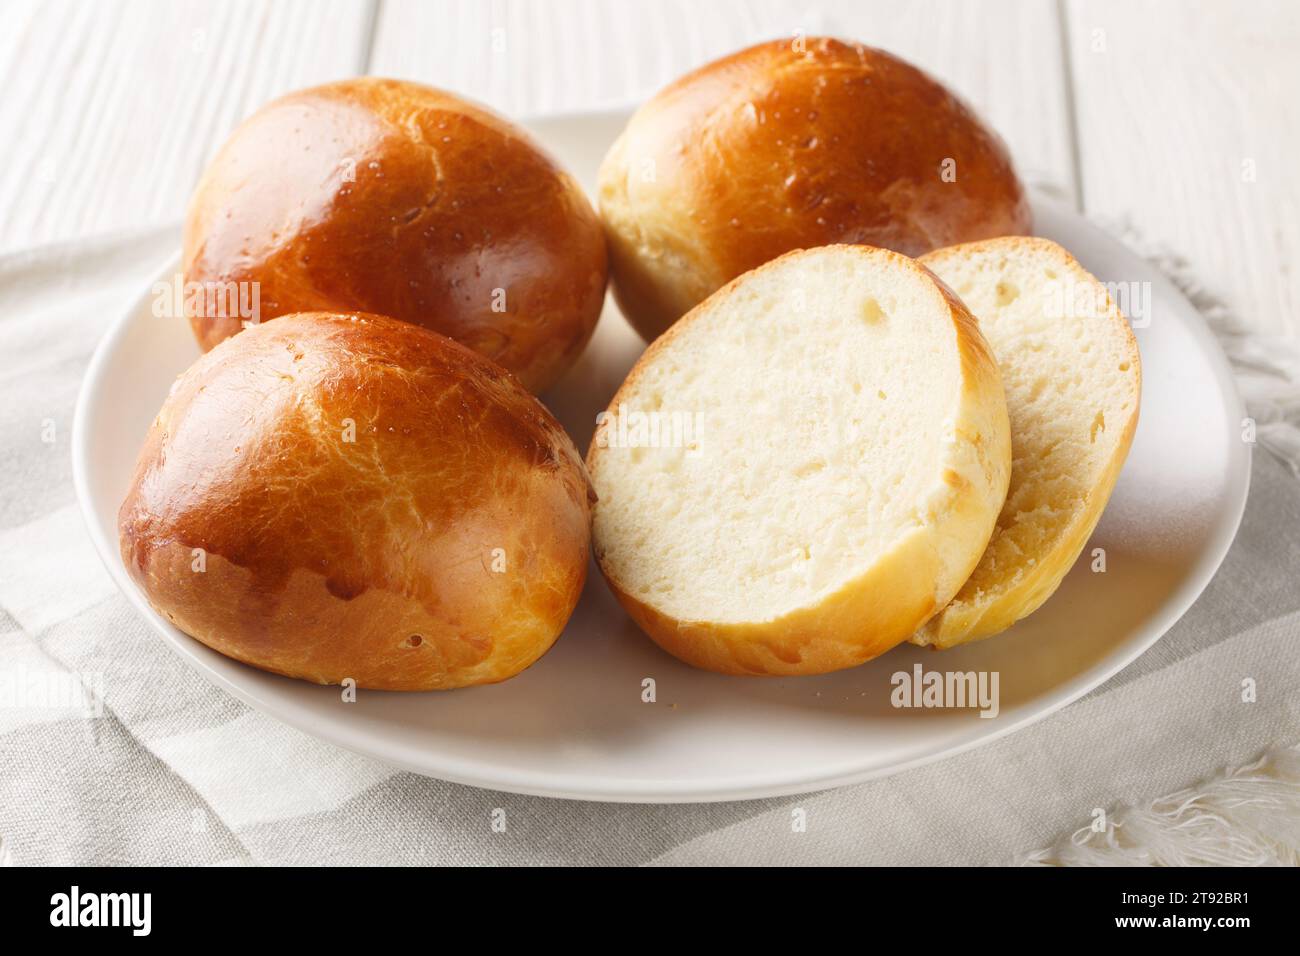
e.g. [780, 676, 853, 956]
[914, 237, 1142, 648]
[588, 245, 1011, 675]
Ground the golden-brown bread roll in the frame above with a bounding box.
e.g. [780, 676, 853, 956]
[184, 78, 608, 393]
[598, 37, 1032, 340]
[119, 312, 593, 690]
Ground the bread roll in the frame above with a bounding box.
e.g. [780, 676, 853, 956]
[119, 312, 593, 690]
[598, 37, 1032, 341]
[587, 245, 1011, 675]
[915, 237, 1142, 647]
[184, 78, 607, 393]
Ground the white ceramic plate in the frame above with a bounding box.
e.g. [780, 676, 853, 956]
[73, 110, 1250, 802]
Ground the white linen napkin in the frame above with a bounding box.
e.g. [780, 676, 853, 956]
[0, 225, 1297, 866]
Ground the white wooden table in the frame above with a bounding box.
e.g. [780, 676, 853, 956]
[2, 0, 1296, 342]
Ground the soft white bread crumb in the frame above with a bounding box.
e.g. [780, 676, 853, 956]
[915, 237, 1142, 647]
[588, 245, 1011, 675]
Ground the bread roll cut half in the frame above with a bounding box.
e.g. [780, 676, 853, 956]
[119, 312, 593, 690]
[588, 245, 1012, 675]
[914, 237, 1142, 648]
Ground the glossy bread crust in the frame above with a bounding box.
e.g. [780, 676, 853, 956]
[184, 78, 608, 393]
[119, 312, 593, 690]
[598, 37, 1032, 340]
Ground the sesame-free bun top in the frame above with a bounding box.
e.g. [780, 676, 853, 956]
[598, 37, 1032, 340]
[184, 78, 608, 393]
[118, 312, 593, 690]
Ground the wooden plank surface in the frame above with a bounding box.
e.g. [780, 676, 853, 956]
[1, 0, 1296, 349]
[0, 0, 375, 253]
[369, 0, 1078, 201]
[1064, 0, 1300, 340]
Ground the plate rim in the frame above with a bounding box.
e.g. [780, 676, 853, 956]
[71, 137, 1252, 804]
